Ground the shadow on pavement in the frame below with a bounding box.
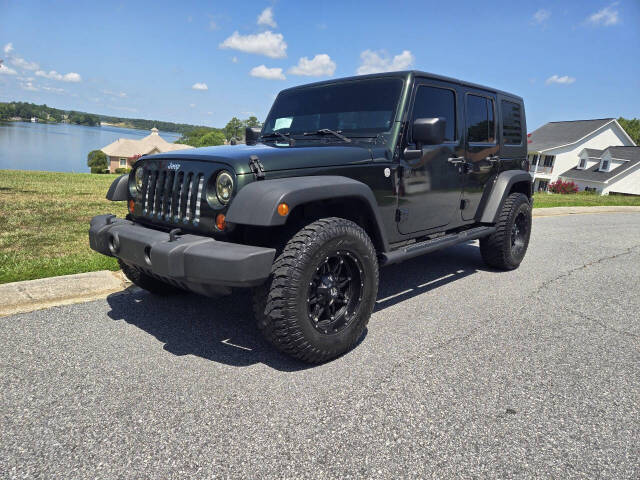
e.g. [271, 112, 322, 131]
[106, 242, 486, 369]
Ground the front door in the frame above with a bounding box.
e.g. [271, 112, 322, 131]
[461, 91, 500, 220]
[396, 82, 464, 235]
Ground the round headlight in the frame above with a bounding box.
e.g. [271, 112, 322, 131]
[215, 170, 234, 204]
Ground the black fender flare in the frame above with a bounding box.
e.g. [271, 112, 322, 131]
[479, 170, 533, 224]
[106, 174, 129, 201]
[226, 176, 389, 250]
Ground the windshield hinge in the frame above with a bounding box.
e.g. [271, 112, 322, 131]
[249, 155, 265, 180]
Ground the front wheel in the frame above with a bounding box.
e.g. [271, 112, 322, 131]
[480, 193, 532, 270]
[252, 217, 379, 363]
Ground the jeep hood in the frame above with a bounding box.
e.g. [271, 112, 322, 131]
[145, 142, 373, 175]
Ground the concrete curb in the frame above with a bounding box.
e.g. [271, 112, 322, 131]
[533, 205, 640, 217]
[1, 206, 638, 316]
[0, 271, 130, 317]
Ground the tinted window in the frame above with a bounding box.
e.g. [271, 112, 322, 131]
[466, 94, 495, 143]
[501, 100, 522, 145]
[263, 78, 404, 135]
[412, 85, 456, 142]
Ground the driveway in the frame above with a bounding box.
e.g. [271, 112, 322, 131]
[2, 213, 639, 479]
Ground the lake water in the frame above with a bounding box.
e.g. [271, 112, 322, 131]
[0, 122, 182, 173]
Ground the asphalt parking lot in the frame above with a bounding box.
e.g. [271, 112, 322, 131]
[2, 213, 639, 479]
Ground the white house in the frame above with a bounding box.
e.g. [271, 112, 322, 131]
[101, 127, 193, 172]
[527, 118, 635, 192]
[557, 147, 640, 195]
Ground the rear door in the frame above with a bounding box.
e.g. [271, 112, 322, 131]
[396, 80, 464, 235]
[461, 91, 500, 221]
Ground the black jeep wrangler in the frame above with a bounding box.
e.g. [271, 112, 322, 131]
[90, 71, 532, 363]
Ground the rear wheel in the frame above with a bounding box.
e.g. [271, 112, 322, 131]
[480, 192, 532, 270]
[118, 259, 182, 295]
[252, 217, 379, 363]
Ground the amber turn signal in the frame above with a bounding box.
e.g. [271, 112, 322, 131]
[277, 203, 289, 216]
[128, 199, 135, 213]
[216, 213, 226, 230]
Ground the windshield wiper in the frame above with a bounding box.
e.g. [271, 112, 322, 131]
[303, 128, 351, 143]
[260, 131, 295, 146]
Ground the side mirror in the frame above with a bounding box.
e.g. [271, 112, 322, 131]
[245, 127, 261, 145]
[413, 117, 446, 147]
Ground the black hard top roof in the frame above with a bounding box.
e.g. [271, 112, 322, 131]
[278, 70, 523, 102]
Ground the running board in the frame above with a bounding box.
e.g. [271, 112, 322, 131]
[381, 226, 496, 266]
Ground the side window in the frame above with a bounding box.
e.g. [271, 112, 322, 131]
[412, 85, 456, 142]
[466, 94, 495, 143]
[501, 100, 522, 145]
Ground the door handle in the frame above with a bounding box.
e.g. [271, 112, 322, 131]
[487, 155, 500, 163]
[447, 156, 465, 165]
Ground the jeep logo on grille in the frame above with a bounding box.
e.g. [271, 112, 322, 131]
[167, 162, 181, 171]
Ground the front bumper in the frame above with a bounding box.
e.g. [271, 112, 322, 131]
[89, 215, 275, 295]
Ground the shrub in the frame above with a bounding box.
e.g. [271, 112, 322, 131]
[114, 167, 131, 174]
[87, 149, 108, 170]
[549, 179, 578, 194]
[90, 166, 109, 174]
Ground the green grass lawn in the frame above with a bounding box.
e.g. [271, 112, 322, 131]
[533, 191, 640, 208]
[0, 170, 127, 284]
[1, 170, 639, 284]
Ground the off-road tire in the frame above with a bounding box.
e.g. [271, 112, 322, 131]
[118, 259, 181, 295]
[252, 217, 379, 363]
[480, 192, 532, 270]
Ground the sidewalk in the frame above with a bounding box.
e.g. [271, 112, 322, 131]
[533, 205, 640, 217]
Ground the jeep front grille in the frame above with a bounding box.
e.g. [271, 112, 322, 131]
[140, 168, 205, 225]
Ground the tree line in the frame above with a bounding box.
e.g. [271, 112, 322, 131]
[176, 116, 262, 147]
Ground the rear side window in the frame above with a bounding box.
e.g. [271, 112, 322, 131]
[412, 85, 456, 142]
[466, 94, 495, 143]
[501, 100, 523, 145]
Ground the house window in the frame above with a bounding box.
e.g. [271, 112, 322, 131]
[119, 158, 127, 168]
[501, 100, 522, 145]
[466, 94, 495, 143]
[579, 158, 586, 169]
[543, 155, 555, 167]
[537, 180, 549, 192]
[585, 186, 597, 193]
[601, 160, 609, 171]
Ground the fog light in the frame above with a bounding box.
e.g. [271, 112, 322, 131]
[128, 199, 135, 213]
[216, 213, 226, 230]
[277, 203, 289, 216]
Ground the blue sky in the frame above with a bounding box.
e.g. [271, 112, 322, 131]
[0, 0, 638, 130]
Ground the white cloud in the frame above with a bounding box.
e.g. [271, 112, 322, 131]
[20, 81, 39, 91]
[220, 31, 287, 58]
[11, 56, 39, 71]
[42, 86, 65, 93]
[3, 42, 13, 54]
[289, 54, 336, 76]
[35, 70, 82, 82]
[232, 56, 238, 63]
[102, 89, 127, 98]
[532, 9, 551, 24]
[356, 49, 414, 75]
[257, 7, 277, 28]
[587, 3, 620, 26]
[0, 63, 17, 75]
[191, 82, 209, 91]
[250, 64, 285, 80]
[189, 103, 196, 108]
[546, 74, 576, 85]
[209, 20, 218, 30]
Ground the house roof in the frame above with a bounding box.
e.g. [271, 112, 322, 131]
[101, 128, 193, 157]
[559, 146, 640, 183]
[527, 118, 614, 153]
[583, 148, 604, 158]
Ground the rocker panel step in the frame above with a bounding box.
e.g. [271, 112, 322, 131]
[381, 226, 496, 266]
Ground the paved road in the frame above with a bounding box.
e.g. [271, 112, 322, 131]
[2, 214, 639, 479]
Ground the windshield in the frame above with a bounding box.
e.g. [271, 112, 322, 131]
[262, 78, 404, 137]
